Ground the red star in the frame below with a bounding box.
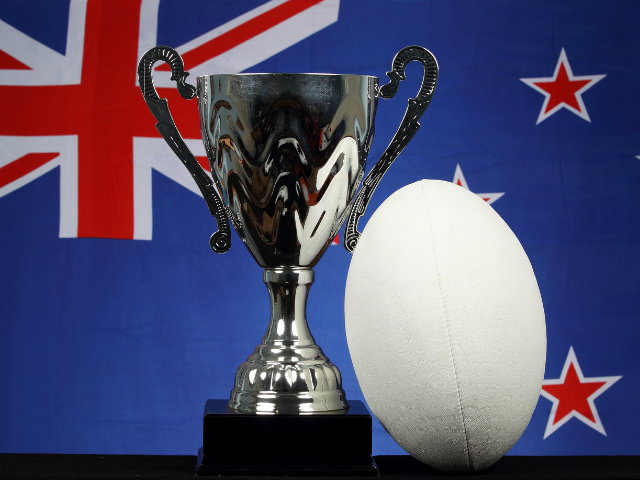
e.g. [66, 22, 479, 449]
[452, 164, 504, 205]
[543, 363, 604, 423]
[541, 347, 621, 438]
[534, 62, 590, 113]
[520, 48, 605, 124]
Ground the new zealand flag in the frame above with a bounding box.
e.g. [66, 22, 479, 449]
[0, 0, 638, 456]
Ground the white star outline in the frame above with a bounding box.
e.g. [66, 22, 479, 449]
[541, 346, 621, 439]
[520, 48, 606, 124]
[453, 164, 504, 205]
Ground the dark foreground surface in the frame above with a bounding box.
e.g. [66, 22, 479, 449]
[1, 454, 639, 479]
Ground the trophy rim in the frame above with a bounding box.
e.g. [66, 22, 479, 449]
[196, 73, 378, 80]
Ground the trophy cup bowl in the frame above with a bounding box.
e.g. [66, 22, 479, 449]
[138, 46, 438, 415]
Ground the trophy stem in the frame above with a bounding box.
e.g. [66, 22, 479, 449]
[227, 267, 349, 414]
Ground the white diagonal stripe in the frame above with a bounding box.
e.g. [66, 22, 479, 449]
[150, 0, 340, 87]
[0, 0, 86, 85]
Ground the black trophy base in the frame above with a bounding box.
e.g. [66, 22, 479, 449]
[195, 399, 379, 476]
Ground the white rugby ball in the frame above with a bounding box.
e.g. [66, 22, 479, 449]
[345, 180, 546, 473]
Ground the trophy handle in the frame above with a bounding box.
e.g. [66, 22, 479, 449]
[137, 46, 231, 254]
[343, 46, 438, 253]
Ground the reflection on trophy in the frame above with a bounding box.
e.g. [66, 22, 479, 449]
[200, 71, 377, 414]
[138, 44, 437, 472]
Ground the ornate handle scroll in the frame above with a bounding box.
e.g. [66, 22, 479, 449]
[137, 46, 231, 253]
[344, 46, 438, 253]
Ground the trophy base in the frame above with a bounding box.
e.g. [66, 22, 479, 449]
[195, 399, 379, 476]
[228, 268, 350, 414]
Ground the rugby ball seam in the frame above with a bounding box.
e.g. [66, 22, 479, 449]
[420, 181, 472, 470]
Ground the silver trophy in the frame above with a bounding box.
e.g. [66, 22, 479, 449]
[138, 46, 438, 414]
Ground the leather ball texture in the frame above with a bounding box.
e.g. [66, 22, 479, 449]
[345, 180, 546, 473]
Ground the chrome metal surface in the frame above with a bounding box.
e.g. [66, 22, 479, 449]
[137, 45, 439, 415]
[137, 46, 231, 253]
[228, 267, 348, 413]
[197, 73, 377, 267]
[344, 46, 439, 252]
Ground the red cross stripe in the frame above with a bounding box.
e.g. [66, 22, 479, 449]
[0, 0, 198, 239]
[0, 0, 339, 240]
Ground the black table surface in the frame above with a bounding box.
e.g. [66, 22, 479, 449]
[1, 454, 639, 479]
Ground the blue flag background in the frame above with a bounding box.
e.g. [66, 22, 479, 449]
[1, 0, 639, 456]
